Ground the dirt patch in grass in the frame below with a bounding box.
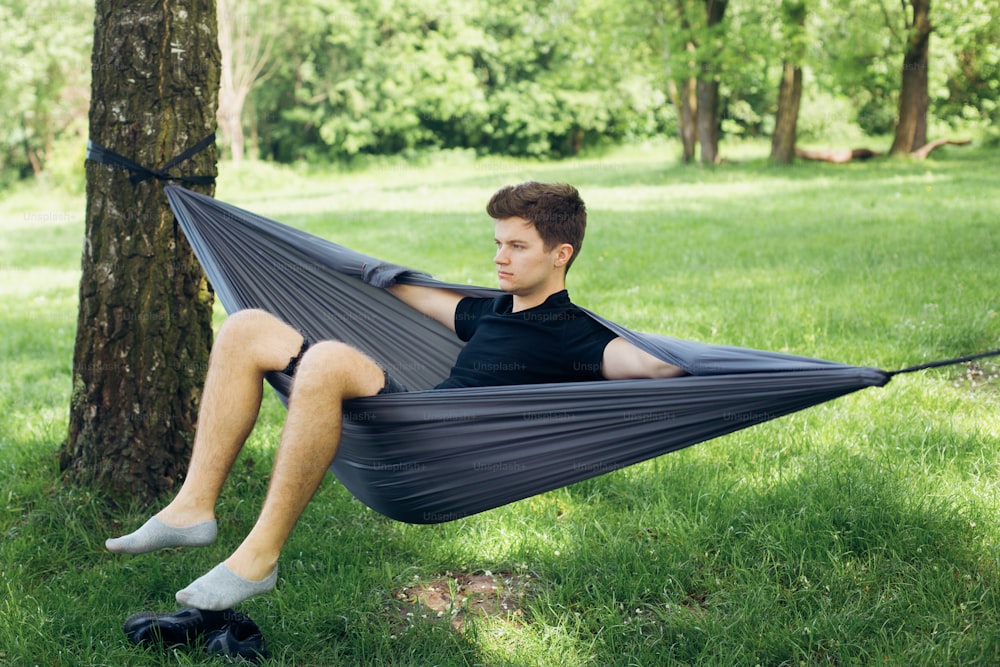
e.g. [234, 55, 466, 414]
[390, 571, 534, 631]
[953, 361, 1000, 393]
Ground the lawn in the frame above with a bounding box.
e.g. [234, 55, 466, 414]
[1, 141, 998, 666]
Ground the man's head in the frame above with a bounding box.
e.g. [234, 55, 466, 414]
[487, 182, 587, 273]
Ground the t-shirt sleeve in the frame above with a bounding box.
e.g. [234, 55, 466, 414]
[564, 319, 619, 380]
[453, 297, 495, 342]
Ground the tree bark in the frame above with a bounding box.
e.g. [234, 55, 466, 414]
[62, 0, 220, 504]
[21, 120, 44, 177]
[890, 0, 933, 156]
[696, 0, 727, 165]
[770, 1, 807, 164]
[770, 62, 802, 163]
[696, 78, 721, 164]
[666, 77, 698, 164]
[659, 3, 698, 164]
[677, 73, 699, 163]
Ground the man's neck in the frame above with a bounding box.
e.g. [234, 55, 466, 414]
[511, 284, 566, 312]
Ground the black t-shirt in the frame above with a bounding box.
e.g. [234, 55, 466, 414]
[435, 290, 618, 389]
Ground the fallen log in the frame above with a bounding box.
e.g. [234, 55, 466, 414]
[794, 147, 882, 163]
[795, 138, 970, 163]
[909, 138, 972, 159]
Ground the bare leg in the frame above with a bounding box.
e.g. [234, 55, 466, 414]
[106, 309, 304, 554]
[176, 341, 386, 609]
[158, 309, 305, 525]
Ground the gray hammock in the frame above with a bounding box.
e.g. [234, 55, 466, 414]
[163, 185, 989, 525]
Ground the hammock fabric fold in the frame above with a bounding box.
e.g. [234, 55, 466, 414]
[165, 185, 892, 524]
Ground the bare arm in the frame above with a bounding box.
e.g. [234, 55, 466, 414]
[387, 283, 465, 333]
[601, 337, 686, 380]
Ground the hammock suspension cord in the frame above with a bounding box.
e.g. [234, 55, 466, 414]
[887, 349, 1000, 377]
[86, 133, 216, 185]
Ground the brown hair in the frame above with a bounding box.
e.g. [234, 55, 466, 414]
[486, 182, 587, 272]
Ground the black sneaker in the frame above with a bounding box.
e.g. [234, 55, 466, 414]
[203, 613, 268, 663]
[124, 607, 233, 647]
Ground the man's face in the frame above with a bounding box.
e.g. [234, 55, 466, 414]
[493, 216, 568, 297]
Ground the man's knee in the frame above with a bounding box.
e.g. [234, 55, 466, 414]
[294, 341, 384, 397]
[215, 309, 304, 371]
[217, 309, 280, 344]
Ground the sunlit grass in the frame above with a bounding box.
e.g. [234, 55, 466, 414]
[1, 141, 998, 665]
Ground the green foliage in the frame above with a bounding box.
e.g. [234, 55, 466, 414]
[929, 0, 1000, 131]
[253, 0, 666, 162]
[795, 90, 869, 143]
[1, 0, 999, 185]
[719, 2, 779, 138]
[806, 0, 1000, 139]
[0, 1, 92, 181]
[806, 1, 900, 134]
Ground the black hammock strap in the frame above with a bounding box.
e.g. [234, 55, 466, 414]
[887, 349, 1000, 377]
[163, 185, 995, 524]
[86, 133, 216, 185]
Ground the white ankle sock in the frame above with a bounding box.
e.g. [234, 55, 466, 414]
[105, 517, 217, 554]
[175, 562, 278, 610]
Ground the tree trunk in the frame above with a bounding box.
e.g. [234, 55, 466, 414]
[696, 78, 721, 164]
[659, 2, 698, 164]
[217, 0, 273, 167]
[890, 0, 932, 156]
[666, 77, 698, 164]
[62, 0, 220, 505]
[770, 1, 807, 164]
[696, 0, 727, 165]
[677, 75, 699, 163]
[770, 62, 802, 164]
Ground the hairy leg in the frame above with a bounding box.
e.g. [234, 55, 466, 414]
[163, 309, 305, 524]
[106, 309, 304, 554]
[176, 341, 386, 608]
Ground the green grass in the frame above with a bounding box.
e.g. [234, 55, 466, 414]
[2, 140, 999, 665]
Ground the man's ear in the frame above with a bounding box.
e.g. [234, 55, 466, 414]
[553, 243, 575, 268]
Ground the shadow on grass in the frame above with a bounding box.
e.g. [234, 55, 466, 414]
[540, 446, 998, 665]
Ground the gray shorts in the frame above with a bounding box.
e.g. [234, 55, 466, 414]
[282, 337, 406, 395]
[378, 369, 408, 395]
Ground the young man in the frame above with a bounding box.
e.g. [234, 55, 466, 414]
[106, 181, 683, 611]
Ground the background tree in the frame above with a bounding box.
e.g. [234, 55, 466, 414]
[62, 0, 220, 503]
[931, 0, 1000, 138]
[648, 0, 700, 163]
[217, 0, 274, 165]
[889, 0, 933, 155]
[1, 0, 999, 185]
[250, 0, 667, 162]
[695, 0, 728, 165]
[807, 0, 904, 137]
[643, 0, 733, 164]
[0, 0, 91, 182]
[770, 0, 808, 163]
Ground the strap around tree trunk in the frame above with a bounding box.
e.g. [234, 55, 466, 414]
[86, 133, 216, 186]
